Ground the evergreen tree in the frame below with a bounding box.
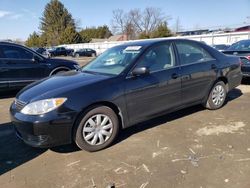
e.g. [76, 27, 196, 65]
[151, 22, 172, 38]
[40, 0, 77, 46]
[59, 26, 82, 44]
[25, 32, 41, 47]
[79, 25, 112, 42]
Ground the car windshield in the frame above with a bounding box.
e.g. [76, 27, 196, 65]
[82, 45, 143, 75]
[228, 40, 250, 51]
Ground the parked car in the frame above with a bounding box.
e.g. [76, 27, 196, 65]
[32, 47, 50, 57]
[73, 48, 97, 58]
[0, 42, 80, 91]
[48, 47, 74, 57]
[10, 39, 242, 152]
[212, 44, 230, 52]
[223, 40, 250, 78]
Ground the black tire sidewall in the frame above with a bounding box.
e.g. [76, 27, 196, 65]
[74, 106, 119, 152]
[206, 81, 227, 110]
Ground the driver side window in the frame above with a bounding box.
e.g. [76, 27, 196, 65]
[135, 43, 175, 72]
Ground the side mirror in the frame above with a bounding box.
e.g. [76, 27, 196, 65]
[32, 55, 41, 63]
[131, 67, 149, 76]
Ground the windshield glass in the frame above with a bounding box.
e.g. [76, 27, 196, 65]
[228, 40, 250, 51]
[82, 45, 143, 75]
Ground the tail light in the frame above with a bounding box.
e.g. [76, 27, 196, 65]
[239, 59, 243, 66]
[246, 56, 250, 61]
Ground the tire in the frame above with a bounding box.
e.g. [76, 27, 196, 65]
[205, 81, 227, 110]
[91, 53, 96, 57]
[75, 53, 80, 58]
[74, 106, 119, 152]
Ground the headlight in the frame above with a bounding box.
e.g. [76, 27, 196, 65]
[21, 98, 67, 115]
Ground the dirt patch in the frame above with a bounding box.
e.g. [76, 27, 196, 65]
[196, 122, 246, 136]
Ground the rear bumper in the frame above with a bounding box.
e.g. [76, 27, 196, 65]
[242, 65, 250, 77]
[10, 102, 77, 148]
[242, 72, 250, 77]
[228, 71, 243, 90]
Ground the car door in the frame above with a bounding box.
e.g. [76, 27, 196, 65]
[0, 46, 9, 90]
[124, 42, 181, 124]
[82, 49, 88, 56]
[175, 41, 217, 105]
[0, 44, 47, 88]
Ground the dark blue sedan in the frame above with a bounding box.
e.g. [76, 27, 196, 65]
[10, 39, 242, 152]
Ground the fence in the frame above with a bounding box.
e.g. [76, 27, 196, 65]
[61, 31, 250, 54]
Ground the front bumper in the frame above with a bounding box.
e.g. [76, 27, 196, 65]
[10, 102, 77, 148]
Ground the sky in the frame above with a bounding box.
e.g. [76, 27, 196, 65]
[0, 0, 249, 40]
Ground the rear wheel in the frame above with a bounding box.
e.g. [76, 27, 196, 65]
[74, 106, 119, 152]
[205, 81, 227, 110]
[75, 53, 80, 58]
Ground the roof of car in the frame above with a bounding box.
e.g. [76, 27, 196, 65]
[119, 38, 197, 47]
[0, 41, 21, 45]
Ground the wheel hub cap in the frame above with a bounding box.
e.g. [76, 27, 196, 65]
[82, 114, 113, 146]
[212, 85, 225, 106]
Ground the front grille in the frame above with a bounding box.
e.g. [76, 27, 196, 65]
[15, 99, 27, 111]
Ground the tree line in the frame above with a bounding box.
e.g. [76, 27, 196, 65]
[26, 0, 173, 47]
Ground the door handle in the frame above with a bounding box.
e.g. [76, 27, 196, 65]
[211, 64, 217, 70]
[171, 73, 179, 79]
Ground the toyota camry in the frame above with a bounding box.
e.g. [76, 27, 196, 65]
[10, 39, 242, 151]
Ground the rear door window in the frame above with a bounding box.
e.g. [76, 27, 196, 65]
[176, 42, 213, 65]
[1, 45, 33, 60]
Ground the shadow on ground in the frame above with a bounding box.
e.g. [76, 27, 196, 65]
[242, 77, 250, 85]
[0, 123, 46, 175]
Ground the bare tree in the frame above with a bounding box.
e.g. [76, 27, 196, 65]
[111, 7, 171, 39]
[111, 9, 126, 34]
[111, 9, 136, 40]
[173, 17, 182, 34]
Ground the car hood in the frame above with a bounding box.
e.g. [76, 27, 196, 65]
[46, 58, 78, 65]
[222, 50, 250, 56]
[17, 71, 111, 103]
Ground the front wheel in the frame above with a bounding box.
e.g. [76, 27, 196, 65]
[74, 106, 119, 152]
[205, 81, 227, 110]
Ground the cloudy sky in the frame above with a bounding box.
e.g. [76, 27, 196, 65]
[0, 0, 249, 40]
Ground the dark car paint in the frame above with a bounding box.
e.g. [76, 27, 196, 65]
[48, 47, 74, 57]
[10, 39, 243, 148]
[223, 50, 250, 77]
[73, 49, 96, 57]
[223, 39, 250, 77]
[0, 42, 79, 91]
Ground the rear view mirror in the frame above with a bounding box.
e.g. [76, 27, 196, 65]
[131, 67, 149, 76]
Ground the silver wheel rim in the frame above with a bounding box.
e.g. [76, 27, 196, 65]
[212, 85, 225, 106]
[82, 114, 113, 146]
